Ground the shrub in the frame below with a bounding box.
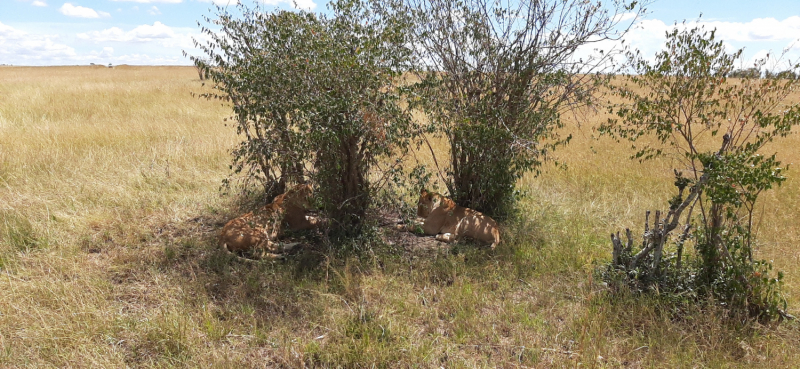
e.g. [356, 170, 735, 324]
[601, 26, 800, 321]
[387, 0, 644, 218]
[190, 0, 417, 236]
[728, 67, 761, 79]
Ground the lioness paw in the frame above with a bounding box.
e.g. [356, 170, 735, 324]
[435, 233, 456, 243]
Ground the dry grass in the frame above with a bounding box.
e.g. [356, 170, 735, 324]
[1, 66, 799, 367]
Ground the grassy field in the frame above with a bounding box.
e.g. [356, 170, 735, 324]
[1, 66, 799, 367]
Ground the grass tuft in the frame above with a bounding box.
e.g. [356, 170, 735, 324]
[1, 210, 47, 254]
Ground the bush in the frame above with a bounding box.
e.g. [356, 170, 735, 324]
[601, 26, 800, 321]
[728, 68, 761, 79]
[190, 0, 417, 236]
[385, 0, 644, 218]
[765, 69, 798, 80]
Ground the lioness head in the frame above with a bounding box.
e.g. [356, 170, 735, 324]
[417, 189, 438, 218]
[280, 183, 313, 210]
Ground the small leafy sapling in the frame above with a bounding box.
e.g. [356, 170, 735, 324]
[601, 25, 800, 320]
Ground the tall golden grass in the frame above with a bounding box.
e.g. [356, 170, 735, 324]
[1, 66, 798, 367]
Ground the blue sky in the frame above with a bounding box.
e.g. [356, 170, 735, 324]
[1, 0, 799, 66]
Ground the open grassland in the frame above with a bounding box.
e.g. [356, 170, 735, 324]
[1, 66, 799, 367]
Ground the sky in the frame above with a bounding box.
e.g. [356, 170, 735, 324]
[0, 0, 799, 67]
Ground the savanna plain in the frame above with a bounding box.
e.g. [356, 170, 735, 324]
[1, 66, 800, 368]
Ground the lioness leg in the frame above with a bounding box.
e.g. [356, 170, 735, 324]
[455, 216, 500, 249]
[397, 218, 425, 233]
[254, 249, 285, 260]
[435, 233, 457, 243]
[223, 240, 285, 261]
[304, 215, 325, 229]
[489, 228, 500, 249]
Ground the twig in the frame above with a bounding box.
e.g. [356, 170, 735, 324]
[624, 345, 649, 356]
[541, 348, 579, 356]
[225, 333, 255, 339]
[778, 309, 796, 321]
[422, 134, 449, 186]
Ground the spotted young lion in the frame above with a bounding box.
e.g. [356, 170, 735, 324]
[219, 184, 318, 260]
[412, 189, 501, 249]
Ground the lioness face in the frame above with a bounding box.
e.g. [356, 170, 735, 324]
[417, 190, 434, 218]
[282, 184, 312, 210]
[291, 184, 312, 209]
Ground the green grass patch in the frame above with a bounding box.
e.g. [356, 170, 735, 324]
[0, 210, 48, 259]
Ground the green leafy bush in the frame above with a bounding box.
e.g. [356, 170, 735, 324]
[190, 0, 417, 236]
[601, 26, 800, 321]
[389, 0, 644, 218]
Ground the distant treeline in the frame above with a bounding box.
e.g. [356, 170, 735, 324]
[729, 67, 799, 79]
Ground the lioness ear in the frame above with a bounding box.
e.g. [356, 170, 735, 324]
[420, 189, 428, 196]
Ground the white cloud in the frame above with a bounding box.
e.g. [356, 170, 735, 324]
[59, 3, 110, 18]
[260, 0, 316, 10]
[568, 16, 800, 75]
[699, 16, 800, 43]
[195, 0, 239, 5]
[19, 0, 48, 6]
[624, 19, 672, 60]
[624, 17, 800, 65]
[613, 12, 637, 24]
[148, 5, 161, 14]
[111, 0, 182, 3]
[196, 0, 298, 7]
[0, 22, 188, 65]
[78, 22, 176, 42]
[76, 22, 204, 52]
[0, 21, 77, 63]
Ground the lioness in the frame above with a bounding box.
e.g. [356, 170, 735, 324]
[219, 184, 318, 260]
[412, 189, 500, 249]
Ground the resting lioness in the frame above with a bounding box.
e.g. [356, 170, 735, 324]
[411, 189, 500, 249]
[219, 184, 318, 260]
